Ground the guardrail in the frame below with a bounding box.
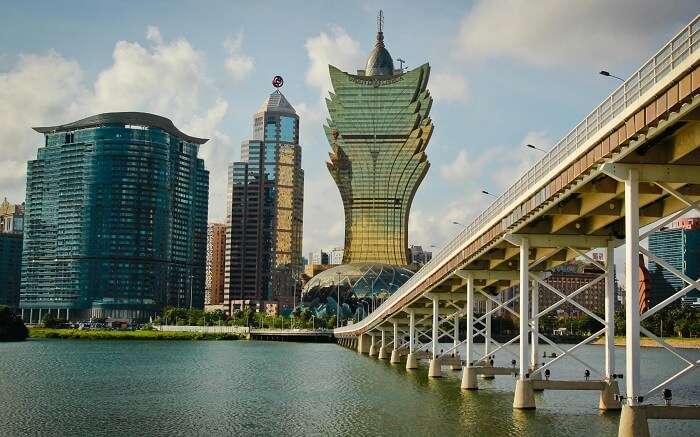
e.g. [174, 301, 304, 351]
[336, 15, 700, 334]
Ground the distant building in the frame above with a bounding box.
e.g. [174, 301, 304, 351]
[541, 262, 608, 315]
[304, 263, 334, 279]
[409, 245, 432, 267]
[205, 223, 227, 305]
[21, 112, 209, 322]
[224, 90, 304, 313]
[499, 260, 611, 316]
[0, 198, 24, 310]
[648, 218, 700, 308]
[309, 250, 329, 265]
[0, 233, 23, 309]
[0, 198, 24, 233]
[329, 247, 344, 265]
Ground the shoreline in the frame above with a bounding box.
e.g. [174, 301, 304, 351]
[592, 336, 700, 349]
[28, 327, 243, 341]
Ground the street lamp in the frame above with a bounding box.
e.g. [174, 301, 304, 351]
[481, 190, 497, 198]
[336, 271, 342, 328]
[599, 70, 624, 82]
[525, 143, 547, 153]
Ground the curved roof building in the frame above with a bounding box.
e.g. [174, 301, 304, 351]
[324, 13, 433, 266]
[21, 112, 209, 321]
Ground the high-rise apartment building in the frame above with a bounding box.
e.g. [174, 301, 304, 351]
[21, 112, 209, 322]
[324, 14, 433, 266]
[224, 91, 304, 313]
[0, 198, 24, 233]
[329, 247, 344, 265]
[205, 223, 227, 305]
[309, 250, 329, 265]
[648, 218, 700, 308]
[409, 245, 432, 267]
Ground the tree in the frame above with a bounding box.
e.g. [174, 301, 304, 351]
[0, 306, 28, 341]
[42, 312, 62, 328]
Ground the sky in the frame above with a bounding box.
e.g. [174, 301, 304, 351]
[0, 0, 697, 259]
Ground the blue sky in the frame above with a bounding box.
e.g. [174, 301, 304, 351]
[0, 0, 696, 255]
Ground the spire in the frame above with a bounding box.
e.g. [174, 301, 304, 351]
[365, 10, 395, 76]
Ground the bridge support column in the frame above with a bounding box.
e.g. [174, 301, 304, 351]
[428, 296, 442, 378]
[378, 329, 388, 359]
[357, 333, 370, 354]
[513, 236, 535, 409]
[369, 332, 378, 357]
[530, 281, 543, 391]
[600, 241, 621, 411]
[450, 314, 461, 370]
[406, 310, 418, 370]
[461, 274, 477, 389]
[390, 320, 401, 364]
[481, 298, 495, 379]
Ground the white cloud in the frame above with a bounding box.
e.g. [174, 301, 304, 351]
[304, 26, 364, 98]
[223, 32, 254, 81]
[0, 51, 87, 199]
[455, 0, 697, 68]
[145, 25, 163, 44]
[0, 27, 230, 221]
[429, 71, 469, 104]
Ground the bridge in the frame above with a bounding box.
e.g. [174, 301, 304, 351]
[334, 16, 700, 437]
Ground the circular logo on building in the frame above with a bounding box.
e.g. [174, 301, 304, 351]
[272, 75, 284, 88]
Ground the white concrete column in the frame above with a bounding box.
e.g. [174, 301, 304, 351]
[38, 308, 42, 324]
[30, 308, 33, 324]
[453, 314, 459, 352]
[605, 241, 616, 379]
[392, 321, 399, 351]
[465, 275, 474, 365]
[431, 296, 439, 359]
[66, 308, 70, 321]
[519, 238, 530, 381]
[530, 280, 539, 369]
[624, 167, 641, 405]
[409, 310, 415, 353]
[484, 299, 492, 357]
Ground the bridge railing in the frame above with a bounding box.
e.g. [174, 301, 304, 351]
[337, 15, 700, 334]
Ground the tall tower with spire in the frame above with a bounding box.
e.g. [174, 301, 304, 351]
[324, 11, 433, 266]
[224, 88, 304, 313]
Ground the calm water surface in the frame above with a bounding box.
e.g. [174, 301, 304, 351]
[1, 340, 699, 436]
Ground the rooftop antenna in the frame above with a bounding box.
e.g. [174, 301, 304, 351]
[396, 58, 406, 71]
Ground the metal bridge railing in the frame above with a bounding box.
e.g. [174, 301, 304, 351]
[336, 15, 699, 334]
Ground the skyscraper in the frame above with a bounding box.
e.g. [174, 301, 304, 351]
[224, 90, 304, 313]
[648, 218, 700, 308]
[301, 12, 427, 316]
[205, 223, 227, 305]
[21, 112, 209, 322]
[325, 12, 433, 265]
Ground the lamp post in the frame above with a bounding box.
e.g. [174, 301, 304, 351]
[336, 271, 342, 328]
[525, 143, 547, 153]
[599, 70, 625, 82]
[481, 190, 497, 198]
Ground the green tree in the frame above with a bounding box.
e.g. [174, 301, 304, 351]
[0, 305, 28, 341]
[41, 312, 62, 328]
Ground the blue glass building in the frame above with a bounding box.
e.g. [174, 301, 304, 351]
[648, 219, 700, 308]
[21, 112, 209, 322]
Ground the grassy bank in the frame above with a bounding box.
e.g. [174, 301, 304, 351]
[29, 328, 242, 341]
[593, 336, 700, 349]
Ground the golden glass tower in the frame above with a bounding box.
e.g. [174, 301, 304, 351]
[325, 15, 433, 265]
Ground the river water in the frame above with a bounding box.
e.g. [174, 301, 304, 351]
[1, 340, 698, 436]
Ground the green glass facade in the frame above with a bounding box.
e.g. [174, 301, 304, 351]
[0, 233, 22, 309]
[324, 29, 433, 266]
[21, 112, 209, 321]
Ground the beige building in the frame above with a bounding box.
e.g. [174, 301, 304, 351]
[205, 223, 227, 305]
